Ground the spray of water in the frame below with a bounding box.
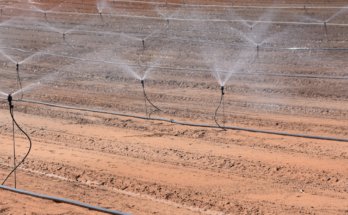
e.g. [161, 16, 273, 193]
[0, 91, 7, 96]
[0, 50, 17, 64]
[326, 5, 348, 22]
[230, 27, 257, 46]
[258, 29, 291, 46]
[141, 67, 154, 80]
[11, 71, 60, 96]
[120, 64, 141, 80]
[297, 15, 323, 23]
[97, 0, 109, 14]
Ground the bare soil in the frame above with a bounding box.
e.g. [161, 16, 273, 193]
[0, 0, 348, 214]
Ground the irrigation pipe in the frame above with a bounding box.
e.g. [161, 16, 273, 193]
[0, 97, 348, 142]
[1, 47, 348, 80]
[4, 23, 348, 51]
[4, 5, 348, 27]
[110, 0, 348, 9]
[0, 185, 131, 215]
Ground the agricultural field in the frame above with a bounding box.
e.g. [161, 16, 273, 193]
[0, 0, 348, 214]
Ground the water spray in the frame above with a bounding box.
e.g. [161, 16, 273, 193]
[141, 79, 163, 118]
[62, 33, 75, 51]
[1, 94, 32, 188]
[214, 86, 226, 131]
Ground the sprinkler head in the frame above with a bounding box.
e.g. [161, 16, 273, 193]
[303, 5, 306, 9]
[16, 63, 19, 70]
[324, 22, 327, 26]
[8, 94, 12, 103]
[7, 94, 13, 108]
[142, 39, 145, 47]
[100, 12, 102, 15]
[221, 86, 225, 95]
[250, 26, 252, 31]
[257, 45, 259, 50]
[167, 19, 169, 24]
[141, 79, 144, 86]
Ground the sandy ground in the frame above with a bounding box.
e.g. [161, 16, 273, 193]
[1, 0, 348, 214]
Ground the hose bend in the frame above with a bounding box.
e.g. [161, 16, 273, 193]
[2, 95, 32, 186]
[63, 34, 75, 51]
[141, 80, 163, 118]
[214, 86, 226, 131]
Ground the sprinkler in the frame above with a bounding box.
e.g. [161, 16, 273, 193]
[8, 94, 13, 108]
[214, 86, 226, 131]
[250, 26, 252, 31]
[142, 39, 145, 51]
[141, 79, 163, 118]
[303, 5, 306, 9]
[232, 2, 234, 7]
[2, 94, 32, 188]
[7, 94, 16, 188]
[44, 12, 48, 22]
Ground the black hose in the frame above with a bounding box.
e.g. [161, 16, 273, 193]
[214, 86, 226, 131]
[2, 95, 32, 186]
[141, 80, 163, 118]
[5, 23, 348, 51]
[0, 185, 131, 215]
[62, 34, 75, 51]
[3, 46, 348, 80]
[1, 97, 348, 142]
[100, 13, 109, 27]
